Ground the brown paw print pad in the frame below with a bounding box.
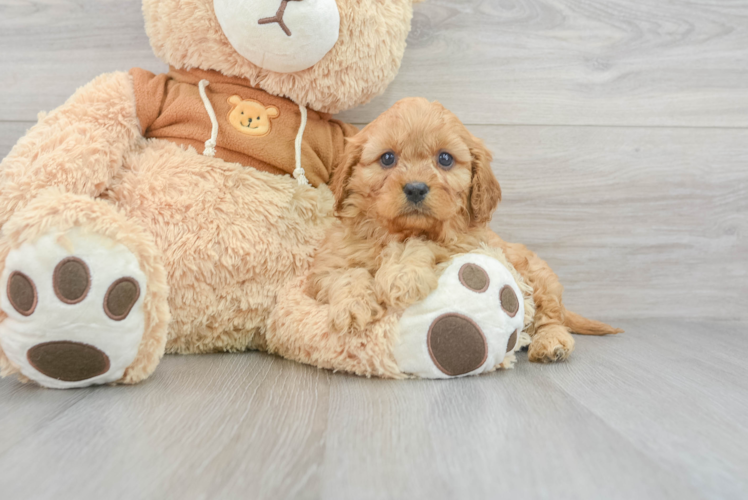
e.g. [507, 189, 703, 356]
[7, 271, 38, 316]
[53, 257, 91, 304]
[427, 313, 488, 376]
[27, 341, 110, 382]
[500, 285, 520, 317]
[506, 330, 518, 353]
[104, 277, 140, 321]
[458, 263, 490, 293]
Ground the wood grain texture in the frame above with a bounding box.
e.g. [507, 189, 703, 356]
[2, 1, 748, 126]
[0, 0, 165, 122]
[339, 0, 748, 126]
[478, 125, 748, 321]
[0, 319, 746, 500]
[0, 122, 31, 160]
[0, 354, 332, 500]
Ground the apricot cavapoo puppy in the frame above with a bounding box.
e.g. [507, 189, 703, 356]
[308, 98, 620, 363]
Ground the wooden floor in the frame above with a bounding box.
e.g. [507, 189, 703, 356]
[1, 319, 747, 499]
[1, 1, 747, 498]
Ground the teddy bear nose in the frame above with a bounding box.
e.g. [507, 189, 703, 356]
[403, 182, 430, 204]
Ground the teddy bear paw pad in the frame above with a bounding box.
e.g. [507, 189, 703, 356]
[0, 228, 146, 388]
[394, 253, 526, 379]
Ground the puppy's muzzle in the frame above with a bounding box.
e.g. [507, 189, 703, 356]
[403, 182, 430, 205]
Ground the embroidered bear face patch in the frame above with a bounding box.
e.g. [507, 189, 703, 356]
[227, 95, 279, 137]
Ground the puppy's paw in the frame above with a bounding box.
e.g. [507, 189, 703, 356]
[376, 241, 438, 310]
[394, 253, 529, 379]
[375, 265, 437, 311]
[527, 325, 575, 363]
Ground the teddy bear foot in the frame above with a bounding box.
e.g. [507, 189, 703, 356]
[0, 227, 148, 388]
[393, 252, 531, 379]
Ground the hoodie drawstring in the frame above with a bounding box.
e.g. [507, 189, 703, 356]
[198, 79, 310, 186]
[198, 80, 219, 157]
[293, 103, 310, 186]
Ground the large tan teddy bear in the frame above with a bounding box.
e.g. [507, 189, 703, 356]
[0, 0, 538, 389]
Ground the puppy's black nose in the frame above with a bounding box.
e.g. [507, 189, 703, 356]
[403, 182, 430, 204]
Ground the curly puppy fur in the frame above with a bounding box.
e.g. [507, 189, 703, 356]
[308, 98, 621, 363]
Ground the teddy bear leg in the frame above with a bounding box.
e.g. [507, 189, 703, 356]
[0, 191, 170, 388]
[394, 253, 530, 379]
[269, 251, 531, 380]
[268, 274, 405, 378]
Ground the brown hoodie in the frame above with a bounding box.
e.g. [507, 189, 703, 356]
[130, 67, 358, 187]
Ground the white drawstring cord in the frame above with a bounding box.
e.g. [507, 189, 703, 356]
[198, 80, 218, 157]
[199, 79, 310, 186]
[293, 103, 310, 186]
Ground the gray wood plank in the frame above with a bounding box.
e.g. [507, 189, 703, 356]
[0, 353, 331, 500]
[0, 0, 166, 122]
[2, 0, 748, 127]
[0, 377, 92, 457]
[340, 0, 748, 126]
[320, 366, 701, 500]
[538, 319, 748, 499]
[1, 320, 746, 499]
[0, 122, 31, 160]
[478, 125, 748, 321]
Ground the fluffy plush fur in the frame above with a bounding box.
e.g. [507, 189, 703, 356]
[0, 71, 334, 382]
[0, 0, 424, 386]
[308, 98, 621, 363]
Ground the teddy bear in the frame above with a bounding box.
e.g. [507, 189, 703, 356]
[0, 0, 537, 389]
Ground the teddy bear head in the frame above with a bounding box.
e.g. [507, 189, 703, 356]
[143, 0, 424, 114]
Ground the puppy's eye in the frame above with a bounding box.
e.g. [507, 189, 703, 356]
[438, 152, 454, 169]
[380, 152, 397, 168]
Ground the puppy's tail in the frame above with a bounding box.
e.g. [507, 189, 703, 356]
[563, 310, 623, 336]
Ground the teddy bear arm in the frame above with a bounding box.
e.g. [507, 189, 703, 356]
[0, 71, 142, 226]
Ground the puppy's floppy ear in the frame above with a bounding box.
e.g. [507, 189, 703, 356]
[468, 134, 502, 224]
[331, 133, 365, 213]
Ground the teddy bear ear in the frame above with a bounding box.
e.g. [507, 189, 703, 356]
[266, 106, 280, 118]
[228, 95, 242, 105]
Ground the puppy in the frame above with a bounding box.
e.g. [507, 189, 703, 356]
[308, 97, 621, 363]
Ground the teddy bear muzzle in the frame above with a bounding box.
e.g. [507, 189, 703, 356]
[213, 0, 340, 73]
